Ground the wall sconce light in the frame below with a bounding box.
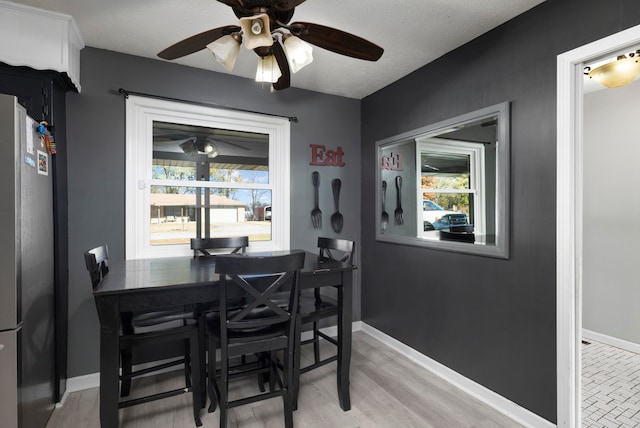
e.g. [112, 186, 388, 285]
[585, 50, 640, 88]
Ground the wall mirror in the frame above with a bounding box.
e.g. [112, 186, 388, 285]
[375, 102, 510, 258]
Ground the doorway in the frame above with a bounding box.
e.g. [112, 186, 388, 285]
[557, 24, 640, 428]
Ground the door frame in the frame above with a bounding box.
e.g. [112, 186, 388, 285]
[556, 23, 640, 428]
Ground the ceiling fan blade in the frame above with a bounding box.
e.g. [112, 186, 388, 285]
[290, 22, 383, 61]
[207, 137, 251, 150]
[272, 41, 291, 90]
[158, 25, 241, 60]
[272, 0, 307, 11]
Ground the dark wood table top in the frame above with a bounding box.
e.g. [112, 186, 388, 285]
[94, 250, 353, 295]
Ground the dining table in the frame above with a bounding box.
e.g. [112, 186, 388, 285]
[92, 249, 355, 428]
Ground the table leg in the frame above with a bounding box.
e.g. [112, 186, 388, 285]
[96, 295, 121, 428]
[337, 271, 352, 411]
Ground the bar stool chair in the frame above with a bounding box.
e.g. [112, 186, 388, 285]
[296, 238, 354, 391]
[85, 245, 202, 426]
[207, 252, 305, 428]
[190, 236, 250, 406]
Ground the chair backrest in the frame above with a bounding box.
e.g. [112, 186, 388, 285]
[215, 252, 305, 336]
[84, 245, 109, 289]
[190, 236, 249, 258]
[317, 237, 355, 265]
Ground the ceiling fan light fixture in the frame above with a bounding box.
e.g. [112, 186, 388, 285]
[204, 142, 219, 158]
[206, 34, 241, 72]
[283, 35, 313, 73]
[255, 55, 282, 83]
[588, 54, 640, 88]
[239, 13, 273, 50]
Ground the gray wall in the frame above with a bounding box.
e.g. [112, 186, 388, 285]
[360, 0, 640, 423]
[65, 47, 362, 377]
[583, 79, 640, 345]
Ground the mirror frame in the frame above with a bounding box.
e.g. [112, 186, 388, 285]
[375, 101, 510, 259]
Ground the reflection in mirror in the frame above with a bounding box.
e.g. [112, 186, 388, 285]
[150, 121, 272, 246]
[376, 102, 509, 258]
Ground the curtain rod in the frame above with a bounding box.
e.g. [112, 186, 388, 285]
[117, 88, 298, 123]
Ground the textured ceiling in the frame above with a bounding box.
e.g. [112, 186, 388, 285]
[9, 0, 547, 99]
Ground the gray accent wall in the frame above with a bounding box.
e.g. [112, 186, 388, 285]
[361, 0, 640, 423]
[583, 79, 640, 345]
[65, 47, 361, 377]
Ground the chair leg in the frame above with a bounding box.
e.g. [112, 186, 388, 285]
[293, 316, 302, 410]
[258, 353, 267, 393]
[198, 311, 207, 409]
[283, 343, 294, 428]
[189, 330, 202, 427]
[184, 341, 192, 388]
[207, 333, 219, 414]
[312, 321, 320, 363]
[269, 351, 277, 392]
[219, 351, 229, 428]
[120, 348, 133, 397]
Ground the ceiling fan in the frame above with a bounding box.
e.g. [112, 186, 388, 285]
[155, 134, 252, 158]
[157, 0, 384, 90]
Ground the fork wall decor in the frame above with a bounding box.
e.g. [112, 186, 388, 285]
[311, 171, 322, 229]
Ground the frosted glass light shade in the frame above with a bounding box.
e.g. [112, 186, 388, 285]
[255, 55, 282, 83]
[206, 35, 241, 71]
[283, 35, 313, 73]
[204, 142, 219, 158]
[239, 14, 273, 50]
[588, 55, 640, 88]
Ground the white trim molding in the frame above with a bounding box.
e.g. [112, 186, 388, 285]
[582, 329, 640, 356]
[360, 324, 554, 428]
[0, 0, 84, 91]
[125, 95, 291, 259]
[556, 23, 640, 428]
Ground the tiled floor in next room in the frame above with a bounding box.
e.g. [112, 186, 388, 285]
[582, 339, 640, 427]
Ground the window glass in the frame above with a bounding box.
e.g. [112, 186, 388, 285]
[149, 186, 272, 246]
[417, 139, 484, 237]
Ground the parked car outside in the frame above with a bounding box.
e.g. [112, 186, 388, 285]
[422, 200, 468, 231]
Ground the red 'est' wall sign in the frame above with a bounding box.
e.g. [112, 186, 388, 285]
[309, 144, 345, 167]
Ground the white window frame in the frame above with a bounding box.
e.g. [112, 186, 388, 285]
[125, 95, 290, 259]
[415, 138, 486, 235]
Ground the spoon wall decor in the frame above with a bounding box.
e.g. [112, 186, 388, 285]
[331, 178, 344, 233]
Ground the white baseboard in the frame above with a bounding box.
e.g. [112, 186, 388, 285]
[66, 372, 100, 394]
[359, 323, 555, 428]
[582, 328, 640, 354]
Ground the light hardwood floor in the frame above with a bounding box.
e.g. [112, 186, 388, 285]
[46, 332, 523, 427]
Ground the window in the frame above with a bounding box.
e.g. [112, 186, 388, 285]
[126, 96, 290, 259]
[416, 138, 486, 237]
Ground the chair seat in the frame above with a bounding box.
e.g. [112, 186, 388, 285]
[298, 294, 338, 322]
[207, 309, 288, 342]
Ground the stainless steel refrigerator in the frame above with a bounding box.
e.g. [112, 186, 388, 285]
[0, 94, 56, 428]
